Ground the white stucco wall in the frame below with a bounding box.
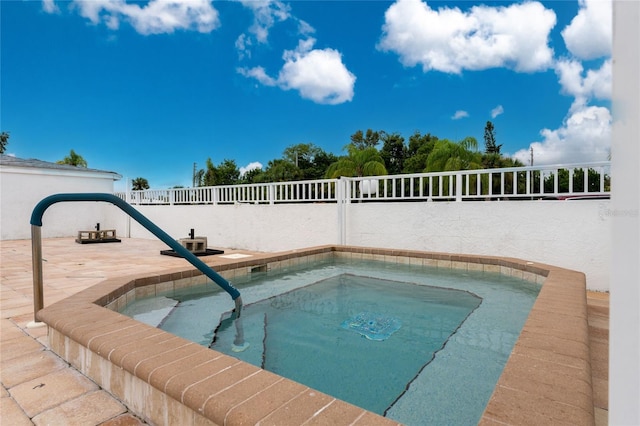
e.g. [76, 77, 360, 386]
[0, 167, 120, 240]
[346, 200, 611, 292]
[111, 199, 611, 291]
[122, 203, 340, 252]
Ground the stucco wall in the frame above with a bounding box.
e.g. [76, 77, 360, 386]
[346, 200, 610, 292]
[0, 170, 119, 240]
[122, 203, 341, 252]
[111, 199, 611, 291]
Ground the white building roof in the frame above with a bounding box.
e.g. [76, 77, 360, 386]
[0, 155, 122, 180]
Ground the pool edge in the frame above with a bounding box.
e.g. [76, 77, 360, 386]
[36, 245, 593, 425]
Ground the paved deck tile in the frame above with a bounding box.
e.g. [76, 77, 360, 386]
[9, 367, 99, 418]
[32, 390, 127, 426]
[0, 238, 610, 425]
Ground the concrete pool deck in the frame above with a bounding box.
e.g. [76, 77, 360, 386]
[1, 238, 609, 425]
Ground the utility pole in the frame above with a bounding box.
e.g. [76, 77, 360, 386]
[530, 147, 534, 166]
[192, 162, 197, 187]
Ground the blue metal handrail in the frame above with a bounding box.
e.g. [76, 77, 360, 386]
[30, 193, 242, 324]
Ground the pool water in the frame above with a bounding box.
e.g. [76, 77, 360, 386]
[211, 274, 481, 414]
[121, 259, 540, 425]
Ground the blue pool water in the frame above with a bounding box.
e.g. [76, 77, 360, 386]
[211, 274, 481, 414]
[121, 259, 540, 425]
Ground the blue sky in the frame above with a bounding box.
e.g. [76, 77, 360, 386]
[2, 0, 611, 190]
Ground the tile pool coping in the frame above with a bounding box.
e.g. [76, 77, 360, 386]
[36, 245, 593, 425]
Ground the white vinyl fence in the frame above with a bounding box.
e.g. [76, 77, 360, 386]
[115, 162, 610, 205]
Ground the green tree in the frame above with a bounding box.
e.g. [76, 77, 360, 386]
[283, 143, 316, 168]
[203, 158, 240, 186]
[483, 121, 502, 154]
[349, 129, 380, 150]
[131, 177, 149, 190]
[0, 132, 9, 154]
[203, 159, 216, 186]
[282, 143, 337, 180]
[481, 155, 525, 195]
[263, 159, 303, 182]
[425, 137, 481, 172]
[481, 152, 523, 170]
[309, 150, 339, 179]
[380, 132, 406, 175]
[403, 131, 438, 173]
[325, 145, 387, 178]
[57, 149, 87, 167]
[544, 168, 611, 193]
[217, 159, 240, 185]
[240, 167, 266, 184]
[193, 168, 205, 187]
[481, 152, 502, 169]
[424, 138, 481, 197]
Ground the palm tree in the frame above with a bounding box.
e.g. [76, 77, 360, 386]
[425, 138, 483, 197]
[325, 146, 388, 198]
[57, 149, 87, 167]
[131, 177, 149, 190]
[425, 138, 482, 172]
[193, 168, 205, 187]
[325, 146, 387, 178]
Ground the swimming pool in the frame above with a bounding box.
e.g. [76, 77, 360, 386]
[121, 258, 540, 425]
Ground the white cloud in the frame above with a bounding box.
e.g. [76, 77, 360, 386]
[240, 161, 263, 176]
[235, 34, 252, 60]
[234, 2, 315, 63]
[555, 59, 611, 112]
[452, 110, 468, 120]
[237, 66, 277, 86]
[238, 0, 291, 44]
[42, 0, 59, 13]
[513, 105, 611, 165]
[297, 19, 315, 37]
[377, 0, 556, 74]
[491, 105, 504, 118]
[528, 0, 612, 169]
[233, 2, 352, 105]
[48, 0, 220, 35]
[239, 38, 356, 105]
[279, 40, 356, 104]
[561, 0, 611, 60]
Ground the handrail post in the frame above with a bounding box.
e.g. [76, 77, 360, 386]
[28, 225, 45, 327]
